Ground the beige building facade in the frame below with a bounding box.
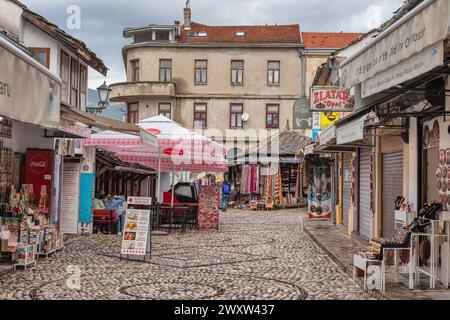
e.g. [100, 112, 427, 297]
[110, 5, 362, 159]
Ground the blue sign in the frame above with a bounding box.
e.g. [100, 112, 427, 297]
[312, 129, 321, 141]
[79, 173, 95, 223]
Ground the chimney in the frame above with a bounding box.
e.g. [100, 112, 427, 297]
[183, 1, 191, 29]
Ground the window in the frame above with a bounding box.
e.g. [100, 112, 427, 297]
[231, 60, 244, 85]
[230, 104, 243, 128]
[188, 32, 208, 37]
[267, 61, 280, 85]
[266, 104, 279, 128]
[194, 60, 207, 84]
[127, 102, 139, 124]
[30, 48, 50, 68]
[60, 51, 70, 104]
[159, 59, 172, 82]
[70, 58, 79, 108]
[158, 102, 172, 119]
[79, 65, 87, 110]
[130, 59, 140, 82]
[193, 103, 207, 129]
[235, 31, 246, 36]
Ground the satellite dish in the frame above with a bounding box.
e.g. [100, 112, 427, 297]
[241, 113, 250, 122]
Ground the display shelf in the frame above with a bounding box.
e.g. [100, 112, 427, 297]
[13, 244, 36, 270]
[409, 217, 450, 290]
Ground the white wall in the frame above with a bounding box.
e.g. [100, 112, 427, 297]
[21, 21, 59, 74]
[0, 0, 23, 39]
[21, 21, 90, 111]
[159, 172, 171, 201]
[12, 121, 54, 153]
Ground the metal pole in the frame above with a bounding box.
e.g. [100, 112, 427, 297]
[170, 167, 175, 232]
[157, 146, 161, 203]
[171, 168, 175, 208]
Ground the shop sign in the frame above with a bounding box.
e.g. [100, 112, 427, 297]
[308, 166, 332, 219]
[319, 125, 336, 146]
[59, 120, 91, 139]
[312, 129, 321, 141]
[121, 209, 150, 256]
[310, 87, 354, 112]
[127, 196, 152, 206]
[60, 162, 80, 234]
[361, 42, 443, 98]
[140, 128, 159, 147]
[0, 41, 60, 129]
[198, 185, 220, 230]
[340, 0, 449, 96]
[293, 98, 312, 130]
[336, 117, 364, 145]
[320, 112, 341, 130]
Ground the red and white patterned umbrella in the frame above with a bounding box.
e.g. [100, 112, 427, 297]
[83, 116, 227, 173]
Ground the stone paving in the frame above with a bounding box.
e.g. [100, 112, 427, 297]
[303, 217, 450, 300]
[0, 209, 373, 300]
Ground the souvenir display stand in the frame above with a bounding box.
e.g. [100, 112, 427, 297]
[0, 184, 63, 271]
[13, 244, 37, 270]
[354, 200, 450, 292]
[409, 215, 450, 290]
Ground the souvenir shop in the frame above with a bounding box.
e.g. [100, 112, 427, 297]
[227, 161, 305, 210]
[228, 122, 310, 210]
[339, 0, 450, 291]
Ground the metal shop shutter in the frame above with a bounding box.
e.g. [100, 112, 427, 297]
[342, 153, 352, 228]
[382, 151, 403, 238]
[358, 149, 372, 239]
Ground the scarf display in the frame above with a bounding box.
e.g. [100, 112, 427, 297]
[274, 166, 283, 207]
[240, 165, 259, 195]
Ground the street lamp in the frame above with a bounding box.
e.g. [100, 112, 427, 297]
[86, 81, 112, 115]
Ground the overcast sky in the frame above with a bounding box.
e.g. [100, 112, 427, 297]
[20, 0, 404, 88]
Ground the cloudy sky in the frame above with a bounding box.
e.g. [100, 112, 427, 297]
[20, 0, 404, 89]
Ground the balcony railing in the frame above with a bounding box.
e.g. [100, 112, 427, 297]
[109, 81, 176, 102]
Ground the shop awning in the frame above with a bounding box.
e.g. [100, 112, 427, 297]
[0, 33, 61, 129]
[60, 105, 140, 134]
[340, 0, 449, 98]
[303, 144, 316, 156]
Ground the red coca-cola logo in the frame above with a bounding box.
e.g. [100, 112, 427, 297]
[147, 128, 161, 135]
[163, 148, 184, 156]
[29, 155, 49, 174]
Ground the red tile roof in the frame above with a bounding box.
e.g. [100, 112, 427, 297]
[179, 22, 301, 44]
[302, 32, 363, 49]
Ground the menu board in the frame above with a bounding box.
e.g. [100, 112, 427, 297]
[60, 162, 80, 234]
[121, 209, 150, 256]
[198, 185, 220, 230]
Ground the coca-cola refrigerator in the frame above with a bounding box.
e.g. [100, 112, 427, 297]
[24, 149, 54, 213]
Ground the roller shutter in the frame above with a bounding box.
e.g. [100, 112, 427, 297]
[382, 151, 403, 238]
[358, 149, 372, 239]
[342, 154, 352, 228]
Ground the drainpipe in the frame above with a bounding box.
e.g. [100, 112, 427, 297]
[298, 49, 307, 98]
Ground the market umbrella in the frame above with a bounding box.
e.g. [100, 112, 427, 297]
[83, 117, 228, 205]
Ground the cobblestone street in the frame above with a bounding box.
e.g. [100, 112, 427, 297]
[0, 209, 373, 300]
